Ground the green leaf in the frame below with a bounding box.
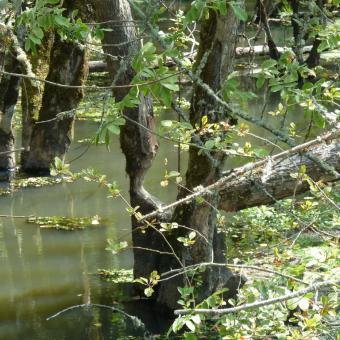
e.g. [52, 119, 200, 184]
[54, 15, 69, 27]
[262, 59, 277, 69]
[167, 171, 180, 178]
[161, 82, 179, 91]
[184, 333, 197, 340]
[32, 26, 44, 39]
[141, 42, 156, 55]
[256, 74, 265, 89]
[144, 287, 154, 297]
[107, 124, 120, 135]
[161, 120, 173, 127]
[313, 111, 326, 128]
[185, 320, 196, 332]
[229, 2, 248, 21]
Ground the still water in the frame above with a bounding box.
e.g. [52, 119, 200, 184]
[0, 12, 318, 335]
[0, 87, 311, 339]
[0, 120, 181, 339]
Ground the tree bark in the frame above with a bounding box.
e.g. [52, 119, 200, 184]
[0, 27, 22, 172]
[21, 33, 53, 164]
[156, 7, 243, 311]
[258, 0, 280, 60]
[21, 1, 89, 174]
[91, 0, 164, 281]
[305, 0, 326, 68]
[219, 141, 340, 212]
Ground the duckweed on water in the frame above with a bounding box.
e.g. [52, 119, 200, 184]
[26, 215, 101, 231]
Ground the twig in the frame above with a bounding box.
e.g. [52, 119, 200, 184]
[0, 147, 24, 155]
[46, 303, 143, 323]
[0, 69, 183, 91]
[174, 279, 339, 315]
[160, 262, 308, 285]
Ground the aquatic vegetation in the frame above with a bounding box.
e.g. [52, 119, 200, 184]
[26, 215, 101, 231]
[98, 268, 134, 283]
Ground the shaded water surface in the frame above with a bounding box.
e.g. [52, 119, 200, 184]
[0, 15, 318, 336]
[0, 120, 180, 339]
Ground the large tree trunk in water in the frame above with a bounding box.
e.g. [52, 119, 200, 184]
[0, 27, 22, 174]
[156, 8, 243, 311]
[20, 34, 53, 165]
[91, 0, 164, 281]
[21, 1, 89, 174]
[0, 54, 20, 172]
[219, 141, 340, 212]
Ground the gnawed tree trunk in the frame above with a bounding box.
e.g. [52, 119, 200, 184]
[91, 0, 164, 280]
[156, 7, 243, 311]
[219, 141, 340, 212]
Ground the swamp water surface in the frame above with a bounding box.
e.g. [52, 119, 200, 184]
[0, 57, 328, 339]
[0, 120, 180, 339]
[0, 94, 310, 339]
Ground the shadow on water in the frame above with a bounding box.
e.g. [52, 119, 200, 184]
[0, 119, 181, 339]
[0, 75, 322, 338]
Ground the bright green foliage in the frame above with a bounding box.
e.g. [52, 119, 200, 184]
[17, 0, 89, 53]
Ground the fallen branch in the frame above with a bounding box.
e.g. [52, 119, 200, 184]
[141, 129, 339, 221]
[219, 140, 340, 212]
[174, 279, 340, 315]
[88, 45, 319, 72]
[160, 262, 308, 285]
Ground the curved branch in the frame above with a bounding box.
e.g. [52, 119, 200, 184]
[174, 279, 339, 315]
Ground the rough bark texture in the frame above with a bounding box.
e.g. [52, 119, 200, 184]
[156, 8, 243, 311]
[21, 1, 89, 174]
[290, 0, 304, 64]
[21, 33, 53, 161]
[0, 30, 21, 171]
[219, 141, 340, 212]
[91, 0, 164, 281]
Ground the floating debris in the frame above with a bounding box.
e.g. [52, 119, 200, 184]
[26, 215, 102, 231]
[98, 268, 133, 283]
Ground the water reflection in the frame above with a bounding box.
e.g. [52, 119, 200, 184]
[0, 70, 322, 338]
[0, 119, 180, 339]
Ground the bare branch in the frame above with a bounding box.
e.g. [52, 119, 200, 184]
[174, 279, 340, 315]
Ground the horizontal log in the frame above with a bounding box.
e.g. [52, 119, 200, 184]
[89, 45, 316, 73]
[219, 141, 340, 212]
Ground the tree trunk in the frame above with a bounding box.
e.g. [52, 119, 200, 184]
[219, 141, 340, 212]
[305, 0, 326, 68]
[0, 28, 21, 173]
[156, 7, 243, 311]
[21, 33, 53, 164]
[21, 1, 89, 174]
[91, 0, 164, 281]
[290, 0, 305, 64]
[258, 0, 280, 60]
